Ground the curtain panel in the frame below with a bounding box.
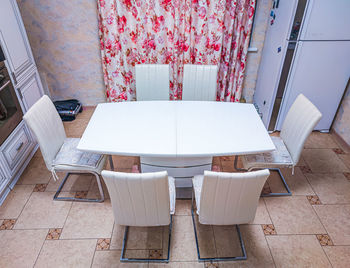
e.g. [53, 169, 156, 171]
[97, 0, 255, 102]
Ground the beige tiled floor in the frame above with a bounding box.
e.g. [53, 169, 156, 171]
[1, 108, 350, 267]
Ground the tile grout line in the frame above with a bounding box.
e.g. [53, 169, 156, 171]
[262, 197, 278, 268]
[11, 183, 37, 229]
[32, 228, 49, 267]
[310, 201, 334, 268]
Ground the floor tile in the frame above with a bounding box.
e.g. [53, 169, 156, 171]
[17, 156, 51, 185]
[60, 200, 114, 239]
[266, 235, 331, 268]
[110, 224, 124, 250]
[268, 167, 315, 195]
[0, 184, 34, 219]
[45, 172, 93, 192]
[316, 234, 334, 246]
[338, 153, 350, 169]
[33, 183, 47, 192]
[170, 230, 197, 261]
[249, 199, 272, 224]
[219, 225, 275, 268]
[0, 219, 16, 230]
[306, 173, 350, 204]
[35, 239, 96, 268]
[0, 229, 47, 268]
[307, 195, 322, 205]
[213, 225, 242, 258]
[86, 176, 110, 199]
[150, 262, 204, 267]
[122, 226, 164, 250]
[14, 192, 72, 229]
[323, 246, 350, 268]
[265, 196, 325, 234]
[304, 133, 339, 149]
[46, 228, 62, 240]
[262, 224, 277, 235]
[302, 149, 349, 173]
[173, 215, 193, 233]
[314, 205, 350, 245]
[175, 199, 191, 215]
[92, 250, 148, 267]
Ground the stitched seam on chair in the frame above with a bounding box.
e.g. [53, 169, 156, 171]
[154, 174, 160, 225]
[235, 175, 246, 224]
[211, 174, 219, 222]
[126, 176, 137, 225]
[140, 175, 148, 226]
[113, 178, 127, 225]
[223, 177, 233, 225]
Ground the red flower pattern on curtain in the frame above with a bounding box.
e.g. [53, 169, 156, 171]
[97, 0, 255, 102]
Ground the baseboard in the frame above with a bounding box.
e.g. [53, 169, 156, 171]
[331, 130, 350, 152]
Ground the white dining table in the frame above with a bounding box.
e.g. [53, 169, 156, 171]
[77, 101, 275, 191]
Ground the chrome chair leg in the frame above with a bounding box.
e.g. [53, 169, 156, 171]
[53, 171, 105, 202]
[191, 208, 247, 262]
[109, 155, 114, 171]
[120, 216, 173, 263]
[260, 168, 292, 197]
[234, 156, 292, 197]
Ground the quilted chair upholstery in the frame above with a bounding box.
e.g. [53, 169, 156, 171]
[23, 95, 107, 202]
[241, 94, 322, 171]
[193, 169, 270, 225]
[182, 64, 218, 101]
[101, 170, 175, 226]
[191, 169, 270, 261]
[135, 64, 170, 101]
[101, 170, 175, 263]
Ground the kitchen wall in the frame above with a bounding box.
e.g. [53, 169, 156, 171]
[17, 0, 270, 105]
[242, 0, 272, 103]
[17, 0, 106, 105]
[333, 82, 350, 146]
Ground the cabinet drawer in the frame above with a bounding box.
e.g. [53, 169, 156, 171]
[2, 123, 31, 170]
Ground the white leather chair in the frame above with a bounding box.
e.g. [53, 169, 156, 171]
[135, 64, 170, 101]
[101, 170, 175, 263]
[192, 169, 270, 261]
[236, 94, 322, 196]
[182, 64, 218, 101]
[23, 95, 113, 202]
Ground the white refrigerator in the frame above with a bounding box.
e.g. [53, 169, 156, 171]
[254, 0, 350, 131]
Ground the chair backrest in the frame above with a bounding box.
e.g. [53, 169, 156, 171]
[280, 94, 322, 165]
[135, 64, 170, 101]
[101, 170, 171, 226]
[182, 64, 218, 101]
[23, 95, 66, 171]
[199, 169, 270, 225]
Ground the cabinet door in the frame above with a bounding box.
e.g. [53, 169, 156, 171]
[276, 41, 350, 131]
[0, 162, 9, 195]
[253, 0, 298, 128]
[0, 0, 34, 83]
[17, 70, 44, 112]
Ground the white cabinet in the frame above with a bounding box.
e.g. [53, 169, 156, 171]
[1, 121, 34, 176]
[0, 0, 43, 204]
[17, 69, 44, 112]
[0, 0, 34, 84]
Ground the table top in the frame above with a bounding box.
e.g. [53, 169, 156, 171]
[77, 101, 275, 157]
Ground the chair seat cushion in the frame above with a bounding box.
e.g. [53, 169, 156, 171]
[168, 176, 176, 215]
[242, 136, 294, 170]
[52, 138, 105, 172]
[192, 175, 204, 214]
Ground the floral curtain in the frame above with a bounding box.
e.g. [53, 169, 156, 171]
[97, 0, 255, 102]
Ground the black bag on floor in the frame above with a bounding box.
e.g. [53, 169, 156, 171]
[53, 99, 83, 121]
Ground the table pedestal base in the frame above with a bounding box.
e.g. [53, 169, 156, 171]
[140, 156, 212, 198]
